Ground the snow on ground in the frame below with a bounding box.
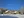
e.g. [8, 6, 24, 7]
[0, 14, 3, 16]
[0, 14, 24, 18]
[3, 14, 24, 18]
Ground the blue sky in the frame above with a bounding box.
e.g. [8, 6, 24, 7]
[0, 0, 24, 10]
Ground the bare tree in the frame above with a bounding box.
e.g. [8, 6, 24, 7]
[20, 6, 24, 15]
